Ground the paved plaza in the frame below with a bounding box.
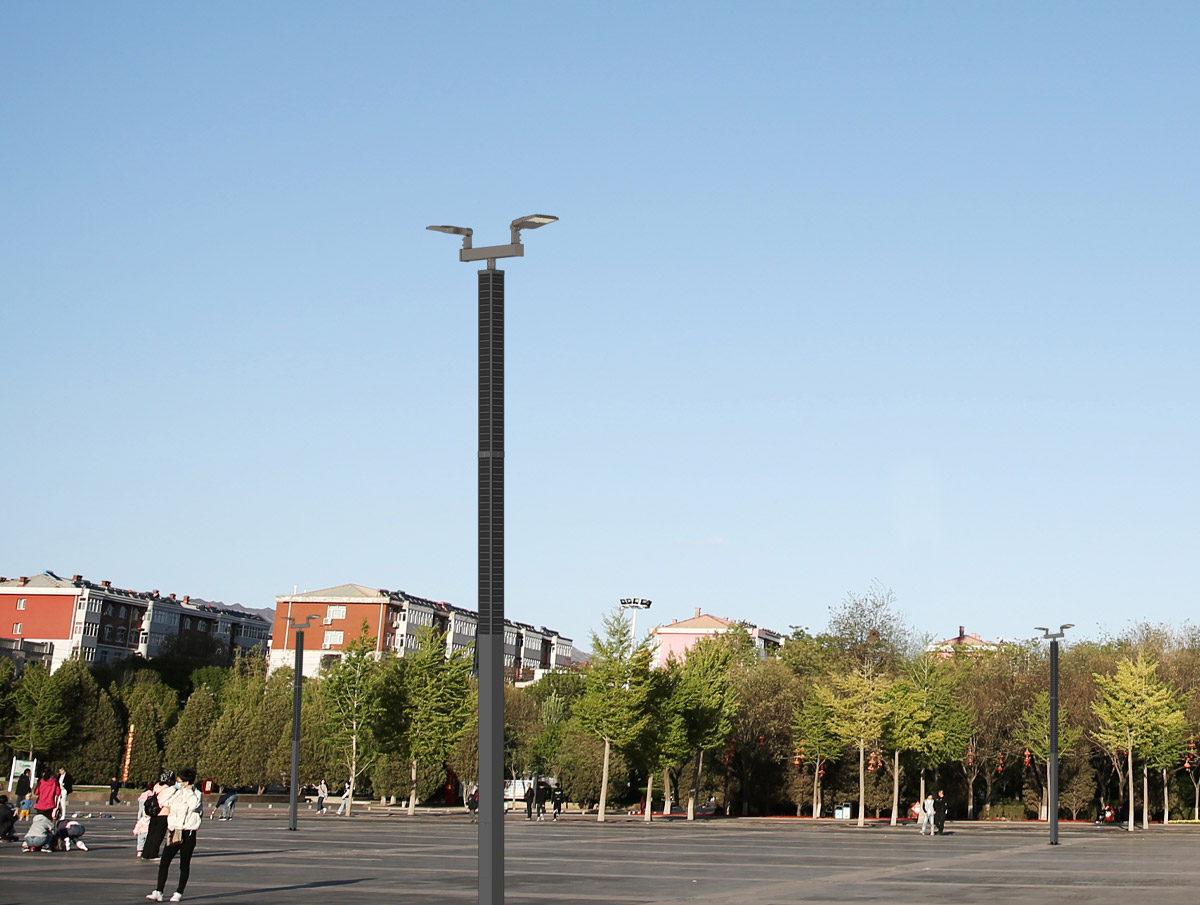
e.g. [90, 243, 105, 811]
[3, 807, 1196, 905]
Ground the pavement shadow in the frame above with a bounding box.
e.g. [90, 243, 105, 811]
[204, 878, 372, 899]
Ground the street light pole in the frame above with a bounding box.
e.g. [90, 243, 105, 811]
[429, 215, 557, 905]
[285, 614, 316, 832]
[1035, 623, 1073, 845]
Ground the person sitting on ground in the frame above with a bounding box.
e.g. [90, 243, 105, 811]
[54, 817, 88, 851]
[23, 813, 54, 852]
[0, 795, 17, 842]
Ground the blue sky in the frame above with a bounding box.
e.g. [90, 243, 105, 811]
[3, 2, 1197, 649]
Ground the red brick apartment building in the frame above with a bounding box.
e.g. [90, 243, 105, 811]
[0, 571, 270, 672]
[269, 583, 574, 678]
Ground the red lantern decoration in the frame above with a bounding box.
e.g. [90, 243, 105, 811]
[1023, 747, 1033, 768]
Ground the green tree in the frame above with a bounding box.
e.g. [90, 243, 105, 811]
[573, 607, 651, 821]
[75, 687, 124, 783]
[792, 691, 842, 818]
[1093, 653, 1186, 832]
[11, 662, 70, 759]
[820, 665, 892, 827]
[320, 623, 384, 815]
[1018, 691, 1083, 819]
[826, 581, 913, 674]
[725, 658, 803, 816]
[165, 684, 219, 777]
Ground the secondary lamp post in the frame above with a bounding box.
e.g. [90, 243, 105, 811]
[1035, 623, 1073, 845]
[284, 614, 316, 831]
[428, 214, 557, 905]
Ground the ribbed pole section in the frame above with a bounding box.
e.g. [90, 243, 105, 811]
[289, 630, 303, 831]
[478, 268, 505, 905]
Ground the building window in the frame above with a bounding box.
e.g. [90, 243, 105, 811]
[326, 605, 347, 620]
[198, 621, 208, 632]
[12, 623, 21, 634]
[105, 603, 114, 616]
[119, 605, 127, 618]
[183, 617, 192, 630]
[116, 627, 127, 643]
[16, 598, 26, 610]
[323, 630, 344, 647]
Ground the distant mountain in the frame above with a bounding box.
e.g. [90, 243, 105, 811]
[191, 598, 274, 622]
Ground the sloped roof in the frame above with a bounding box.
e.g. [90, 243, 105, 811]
[654, 613, 733, 632]
[289, 584, 387, 599]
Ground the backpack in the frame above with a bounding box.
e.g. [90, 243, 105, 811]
[144, 794, 161, 818]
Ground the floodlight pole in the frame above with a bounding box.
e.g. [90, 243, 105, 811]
[619, 598, 652, 646]
[285, 614, 316, 831]
[1035, 624, 1073, 845]
[428, 216, 557, 905]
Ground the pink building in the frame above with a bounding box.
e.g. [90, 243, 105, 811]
[649, 607, 783, 668]
[927, 625, 997, 657]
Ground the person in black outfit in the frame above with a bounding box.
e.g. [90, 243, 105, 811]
[933, 790, 948, 835]
[0, 795, 17, 841]
[551, 787, 565, 821]
[141, 771, 175, 861]
[110, 777, 122, 806]
[524, 784, 534, 820]
[15, 769, 32, 801]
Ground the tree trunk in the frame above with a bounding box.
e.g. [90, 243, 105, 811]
[890, 750, 900, 826]
[663, 766, 672, 816]
[686, 750, 702, 822]
[982, 769, 994, 818]
[598, 737, 611, 822]
[644, 768, 654, 823]
[1142, 763, 1148, 830]
[346, 734, 357, 818]
[407, 756, 418, 816]
[812, 765, 821, 818]
[1126, 748, 1134, 832]
[964, 766, 976, 820]
[857, 743, 866, 828]
[919, 766, 926, 804]
[1193, 777, 1199, 821]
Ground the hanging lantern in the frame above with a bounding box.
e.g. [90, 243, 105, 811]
[1024, 747, 1033, 768]
[997, 752, 1005, 774]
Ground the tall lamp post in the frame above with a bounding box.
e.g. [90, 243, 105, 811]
[284, 614, 316, 832]
[428, 214, 557, 905]
[1035, 623, 1073, 845]
[619, 598, 652, 646]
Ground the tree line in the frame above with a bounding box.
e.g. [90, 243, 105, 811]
[4, 593, 1200, 828]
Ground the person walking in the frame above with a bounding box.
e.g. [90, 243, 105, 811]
[933, 790, 948, 835]
[146, 768, 202, 903]
[109, 776, 122, 806]
[315, 779, 328, 815]
[336, 781, 351, 816]
[524, 783, 534, 820]
[920, 794, 935, 836]
[467, 784, 479, 823]
[551, 786, 564, 821]
[141, 772, 175, 862]
[32, 768, 60, 820]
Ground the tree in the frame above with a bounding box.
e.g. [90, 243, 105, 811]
[792, 691, 842, 817]
[724, 658, 802, 816]
[165, 684, 219, 777]
[1018, 691, 1083, 820]
[397, 628, 472, 815]
[320, 623, 384, 815]
[75, 687, 124, 783]
[820, 665, 892, 827]
[11, 662, 69, 759]
[573, 607, 651, 821]
[1093, 653, 1186, 831]
[826, 581, 912, 674]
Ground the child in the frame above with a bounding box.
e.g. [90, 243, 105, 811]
[54, 817, 88, 851]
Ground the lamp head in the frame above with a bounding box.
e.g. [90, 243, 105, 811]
[426, 225, 473, 237]
[510, 214, 558, 231]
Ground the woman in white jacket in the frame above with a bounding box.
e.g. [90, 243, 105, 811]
[146, 769, 203, 903]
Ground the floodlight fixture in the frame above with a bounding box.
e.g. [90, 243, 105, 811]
[510, 214, 559, 242]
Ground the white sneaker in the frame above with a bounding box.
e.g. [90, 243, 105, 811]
[63, 839, 72, 850]
[147, 892, 163, 902]
[75, 841, 88, 851]
[170, 893, 183, 902]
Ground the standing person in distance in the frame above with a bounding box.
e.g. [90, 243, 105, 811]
[15, 768, 32, 803]
[141, 772, 175, 861]
[146, 768, 202, 903]
[336, 781, 351, 816]
[933, 790, 948, 836]
[315, 779, 328, 815]
[57, 767, 73, 818]
[551, 786, 565, 821]
[109, 776, 122, 806]
[920, 793, 935, 836]
[133, 783, 155, 859]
